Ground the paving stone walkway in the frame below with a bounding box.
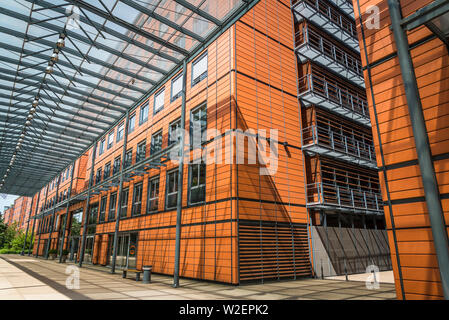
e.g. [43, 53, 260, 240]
[0, 254, 396, 300]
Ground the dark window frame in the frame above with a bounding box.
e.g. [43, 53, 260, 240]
[165, 169, 179, 210]
[191, 51, 208, 87]
[188, 161, 206, 205]
[153, 88, 165, 115]
[170, 73, 183, 102]
[147, 176, 160, 213]
[132, 183, 143, 217]
[108, 193, 117, 221]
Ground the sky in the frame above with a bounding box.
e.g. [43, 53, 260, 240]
[0, 194, 19, 215]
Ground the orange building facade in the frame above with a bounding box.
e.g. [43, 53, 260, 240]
[16, 0, 393, 286]
[2, 196, 32, 230]
[353, 0, 449, 299]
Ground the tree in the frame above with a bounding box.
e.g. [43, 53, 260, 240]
[10, 231, 34, 252]
[0, 217, 7, 248]
[0, 222, 18, 249]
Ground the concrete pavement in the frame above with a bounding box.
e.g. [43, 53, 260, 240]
[0, 254, 396, 300]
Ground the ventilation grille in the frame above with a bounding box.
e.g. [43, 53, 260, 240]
[239, 221, 312, 282]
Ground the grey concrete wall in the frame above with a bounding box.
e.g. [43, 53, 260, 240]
[311, 226, 392, 278]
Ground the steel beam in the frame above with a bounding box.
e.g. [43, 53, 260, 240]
[64, 0, 189, 56]
[173, 60, 187, 288]
[23, 0, 180, 63]
[44, 175, 61, 259]
[20, 196, 34, 255]
[389, 0, 449, 300]
[78, 142, 97, 267]
[35, 185, 49, 258]
[58, 162, 75, 262]
[27, 191, 41, 255]
[110, 110, 130, 274]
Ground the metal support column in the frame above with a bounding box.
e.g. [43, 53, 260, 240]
[35, 185, 49, 258]
[110, 111, 130, 274]
[59, 162, 75, 263]
[45, 175, 61, 259]
[79, 141, 97, 267]
[388, 0, 449, 300]
[27, 191, 41, 256]
[21, 196, 34, 255]
[173, 60, 188, 288]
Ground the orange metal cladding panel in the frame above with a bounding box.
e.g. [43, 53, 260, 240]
[135, 219, 238, 284]
[76, 28, 239, 283]
[354, 0, 449, 299]
[235, 0, 307, 224]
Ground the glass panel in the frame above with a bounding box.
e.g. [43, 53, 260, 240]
[154, 88, 165, 113]
[192, 53, 208, 85]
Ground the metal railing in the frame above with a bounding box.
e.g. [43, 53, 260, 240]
[299, 73, 369, 118]
[293, 0, 357, 39]
[296, 26, 363, 77]
[302, 125, 375, 163]
[306, 182, 383, 212]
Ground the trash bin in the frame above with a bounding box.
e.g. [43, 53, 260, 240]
[143, 265, 152, 284]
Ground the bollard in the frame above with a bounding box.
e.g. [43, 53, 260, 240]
[143, 265, 152, 284]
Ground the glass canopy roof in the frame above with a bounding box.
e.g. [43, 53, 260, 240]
[0, 0, 253, 196]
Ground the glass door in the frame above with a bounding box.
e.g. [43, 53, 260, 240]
[106, 233, 138, 269]
[83, 235, 95, 264]
[116, 234, 130, 269]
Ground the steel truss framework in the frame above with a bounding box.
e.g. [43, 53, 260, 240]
[0, 0, 257, 196]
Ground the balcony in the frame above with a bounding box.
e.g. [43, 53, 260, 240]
[302, 125, 377, 168]
[298, 73, 370, 126]
[306, 182, 383, 214]
[292, 0, 359, 51]
[327, 0, 354, 16]
[295, 23, 364, 87]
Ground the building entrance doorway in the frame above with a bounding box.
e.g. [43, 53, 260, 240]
[107, 232, 137, 269]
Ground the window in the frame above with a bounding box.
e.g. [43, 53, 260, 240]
[132, 183, 143, 216]
[171, 73, 183, 101]
[95, 168, 102, 185]
[113, 156, 121, 174]
[88, 204, 98, 225]
[191, 52, 207, 86]
[169, 119, 181, 146]
[151, 130, 163, 154]
[190, 104, 207, 148]
[136, 140, 146, 163]
[140, 103, 149, 125]
[165, 169, 178, 209]
[99, 196, 107, 223]
[154, 89, 165, 114]
[107, 131, 114, 149]
[104, 162, 111, 179]
[147, 176, 159, 213]
[189, 162, 206, 204]
[124, 149, 133, 168]
[128, 114, 135, 134]
[108, 193, 117, 221]
[99, 138, 105, 155]
[120, 189, 129, 218]
[116, 122, 124, 142]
